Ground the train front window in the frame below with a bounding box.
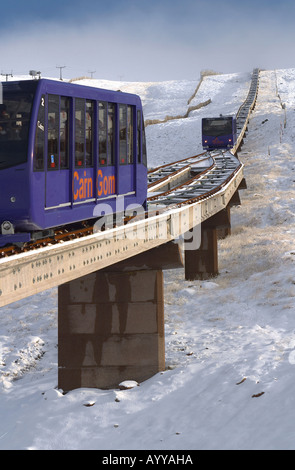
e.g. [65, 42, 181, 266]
[0, 81, 36, 169]
[34, 95, 45, 171]
[202, 118, 233, 137]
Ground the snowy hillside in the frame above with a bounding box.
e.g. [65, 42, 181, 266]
[1, 69, 295, 450]
[75, 72, 251, 167]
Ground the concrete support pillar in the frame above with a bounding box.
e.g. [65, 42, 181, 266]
[58, 241, 183, 391]
[58, 269, 164, 391]
[184, 206, 231, 280]
[185, 224, 218, 280]
[217, 206, 231, 239]
[229, 190, 241, 207]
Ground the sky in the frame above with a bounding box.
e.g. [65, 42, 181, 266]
[1, 0, 295, 82]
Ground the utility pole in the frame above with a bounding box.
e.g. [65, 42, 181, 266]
[88, 70, 96, 79]
[1, 71, 13, 81]
[56, 65, 66, 81]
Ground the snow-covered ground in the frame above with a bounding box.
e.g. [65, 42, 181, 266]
[0, 69, 295, 450]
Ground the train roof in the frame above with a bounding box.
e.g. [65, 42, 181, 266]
[1, 78, 142, 104]
[202, 115, 235, 120]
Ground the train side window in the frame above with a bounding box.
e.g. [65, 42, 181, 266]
[86, 100, 94, 167]
[137, 110, 141, 163]
[119, 104, 127, 164]
[98, 101, 107, 166]
[34, 95, 45, 171]
[47, 95, 59, 170]
[108, 103, 115, 165]
[75, 98, 85, 168]
[60, 96, 70, 169]
[142, 118, 147, 167]
[127, 105, 134, 164]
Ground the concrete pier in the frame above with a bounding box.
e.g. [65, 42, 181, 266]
[58, 242, 183, 391]
[184, 205, 232, 280]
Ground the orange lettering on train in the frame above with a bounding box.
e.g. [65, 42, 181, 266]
[73, 171, 79, 201]
[97, 170, 103, 196]
[73, 171, 115, 201]
[97, 170, 115, 197]
[73, 171, 93, 201]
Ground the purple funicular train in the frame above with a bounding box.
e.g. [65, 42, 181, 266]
[202, 115, 237, 150]
[0, 79, 148, 246]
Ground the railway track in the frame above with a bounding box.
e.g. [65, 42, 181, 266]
[147, 68, 259, 208]
[0, 69, 259, 260]
[236, 68, 259, 144]
[147, 152, 211, 192]
[148, 149, 241, 207]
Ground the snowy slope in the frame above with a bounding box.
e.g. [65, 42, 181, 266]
[73, 72, 251, 167]
[0, 69, 295, 450]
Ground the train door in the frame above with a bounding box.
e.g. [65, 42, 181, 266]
[117, 104, 135, 197]
[97, 101, 117, 204]
[72, 98, 96, 207]
[45, 95, 71, 209]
